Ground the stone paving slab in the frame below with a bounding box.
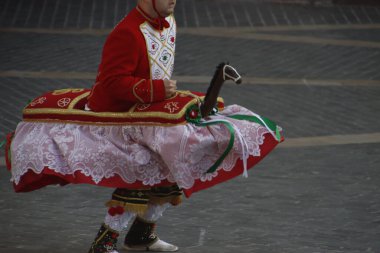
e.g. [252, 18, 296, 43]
[1, 143, 379, 253]
[175, 34, 380, 80]
[0, 32, 104, 73]
[1, 31, 380, 80]
[1, 0, 380, 29]
[260, 28, 380, 41]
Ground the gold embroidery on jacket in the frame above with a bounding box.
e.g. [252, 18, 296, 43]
[132, 79, 146, 103]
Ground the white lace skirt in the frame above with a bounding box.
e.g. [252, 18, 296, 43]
[10, 105, 280, 197]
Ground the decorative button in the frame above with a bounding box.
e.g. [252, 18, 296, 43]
[189, 109, 198, 119]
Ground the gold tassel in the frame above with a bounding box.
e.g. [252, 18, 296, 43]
[105, 200, 148, 216]
[148, 195, 182, 206]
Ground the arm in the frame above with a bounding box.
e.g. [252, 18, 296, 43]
[97, 28, 166, 104]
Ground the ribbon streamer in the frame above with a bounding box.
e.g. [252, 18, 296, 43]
[186, 105, 282, 175]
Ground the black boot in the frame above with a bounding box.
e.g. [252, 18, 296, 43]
[123, 217, 178, 252]
[124, 216, 158, 247]
[88, 223, 119, 253]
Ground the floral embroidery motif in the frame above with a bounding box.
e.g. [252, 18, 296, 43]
[147, 36, 160, 56]
[57, 97, 71, 108]
[140, 15, 176, 81]
[166, 29, 176, 50]
[153, 68, 162, 80]
[159, 49, 171, 66]
[30, 97, 47, 106]
[164, 102, 179, 113]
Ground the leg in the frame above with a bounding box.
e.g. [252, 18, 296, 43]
[124, 203, 170, 244]
[88, 188, 151, 253]
[142, 202, 172, 223]
[124, 204, 178, 252]
[123, 186, 182, 252]
[88, 211, 135, 253]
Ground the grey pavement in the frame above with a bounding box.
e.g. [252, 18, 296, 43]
[1, 1, 380, 253]
[1, 0, 380, 29]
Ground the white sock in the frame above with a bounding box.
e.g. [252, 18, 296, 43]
[104, 211, 136, 232]
[141, 203, 171, 222]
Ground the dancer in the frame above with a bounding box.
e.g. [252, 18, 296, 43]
[5, 0, 283, 252]
[87, 1, 180, 250]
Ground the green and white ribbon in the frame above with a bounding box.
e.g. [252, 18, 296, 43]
[193, 118, 238, 174]
[228, 113, 282, 142]
[186, 106, 282, 175]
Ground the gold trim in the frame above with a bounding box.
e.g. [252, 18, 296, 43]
[112, 194, 149, 201]
[106, 200, 148, 208]
[23, 89, 224, 125]
[149, 195, 182, 206]
[23, 106, 189, 119]
[150, 56, 172, 78]
[165, 91, 179, 100]
[94, 228, 110, 245]
[177, 90, 200, 99]
[23, 100, 224, 126]
[105, 200, 148, 216]
[128, 103, 138, 113]
[23, 96, 220, 119]
[52, 88, 85, 96]
[102, 223, 120, 234]
[22, 118, 189, 127]
[132, 79, 146, 103]
[68, 91, 91, 109]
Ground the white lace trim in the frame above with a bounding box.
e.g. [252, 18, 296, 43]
[11, 105, 270, 190]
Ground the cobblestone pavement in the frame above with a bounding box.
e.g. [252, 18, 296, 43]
[0, 1, 380, 252]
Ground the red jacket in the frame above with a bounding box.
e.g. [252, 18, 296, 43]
[87, 8, 169, 112]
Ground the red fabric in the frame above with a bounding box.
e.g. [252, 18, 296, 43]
[24, 89, 90, 110]
[23, 90, 223, 125]
[12, 167, 175, 193]
[87, 8, 167, 112]
[12, 133, 280, 196]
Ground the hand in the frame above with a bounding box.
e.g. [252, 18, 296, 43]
[164, 79, 177, 98]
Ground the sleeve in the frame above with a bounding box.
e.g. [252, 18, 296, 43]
[97, 28, 166, 104]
